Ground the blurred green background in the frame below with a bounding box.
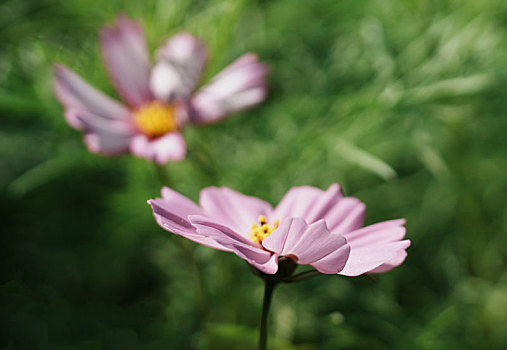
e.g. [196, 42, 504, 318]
[1, 0, 507, 349]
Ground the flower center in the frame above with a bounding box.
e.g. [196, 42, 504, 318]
[250, 215, 279, 244]
[134, 101, 178, 137]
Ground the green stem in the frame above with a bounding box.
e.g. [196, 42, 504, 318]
[152, 163, 209, 322]
[259, 278, 276, 350]
[177, 237, 209, 321]
[153, 163, 171, 187]
[186, 148, 219, 184]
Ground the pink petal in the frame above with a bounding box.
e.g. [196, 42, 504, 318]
[189, 53, 268, 125]
[326, 198, 366, 235]
[260, 217, 299, 255]
[53, 64, 131, 128]
[263, 218, 350, 274]
[368, 250, 408, 274]
[150, 33, 208, 102]
[339, 240, 411, 277]
[149, 187, 202, 235]
[250, 253, 279, 274]
[311, 244, 351, 274]
[199, 187, 273, 237]
[273, 185, 328, 221]
[67, 108, 135, 154]
[343, 219, 407, 248]
[129, 132, 186, 164]
[100, 14, 152, 108]
[274, 184, 349, 222]
[270, 218, 349, 267]
[188, 214, 258, 247]
[148, 195, 229, 252]
[304, 184, 344, 222]
[338, 219, 408, 276]
[189, 215, 277, 273]
[273, 184, 366, 234]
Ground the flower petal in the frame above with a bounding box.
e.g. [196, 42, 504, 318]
[326, 197, 366, 235]
[150, 33, 208, 102]
[149, 188, 202, 234]
[100, 14, 152, 108]
[304, 184, 344, 222]
[199, 187, 273, 236]
[67, 108, 135, 154]
[53, 64, 131, 128]
[273, 185, 328, 221]
[275, 184, 348, 222]
[281, 218, 349, 264]
[188, 214, 257, 247]
[129, 132, 186, 164]
[250, 253, 279, 274]
[343, 219, 407, 248]
[367, 250, 408, 274]
[310, 244, 351, 274]
[148, 193, 228, 251]
[189, 53, 268, 125]
[274, 184, 366, 235]
[338, 220, 408, 276]
[189, 214, 277, 273]
[339, 240, 411, 276]
[263, 218, 350, 273]
[261, 217, 305, 255]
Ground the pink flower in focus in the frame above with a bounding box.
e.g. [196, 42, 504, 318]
[148, 184, 410, 275]
[53, 15, 268, 164]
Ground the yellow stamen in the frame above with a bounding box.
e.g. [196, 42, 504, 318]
[134, 101, 178, 137]
[250, 215, 279, 244]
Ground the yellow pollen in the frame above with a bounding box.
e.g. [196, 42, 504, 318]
[134, 101, 178, 137]
[250, 215, 279, 244]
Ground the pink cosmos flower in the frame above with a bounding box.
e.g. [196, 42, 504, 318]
[148, 184, 410, 276]
[53, 15, 268, 164]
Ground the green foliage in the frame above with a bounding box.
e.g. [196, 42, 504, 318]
[1, 0, 507, 348]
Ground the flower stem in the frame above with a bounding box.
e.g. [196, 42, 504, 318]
[153, 163, 171, 187]
[259, 278, 276, 350]
[152, 163, 209, 323]
[177, 236, 209, 320]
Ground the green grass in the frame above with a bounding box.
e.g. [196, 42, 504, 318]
[1, 0, 507, 349]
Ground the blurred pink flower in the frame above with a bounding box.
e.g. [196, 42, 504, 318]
[149, 184, 410, 275]
[54, 15, 268, 164]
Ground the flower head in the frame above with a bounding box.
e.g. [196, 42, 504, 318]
[53, 14, 268, 164]
[148, 184, 410, 275]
